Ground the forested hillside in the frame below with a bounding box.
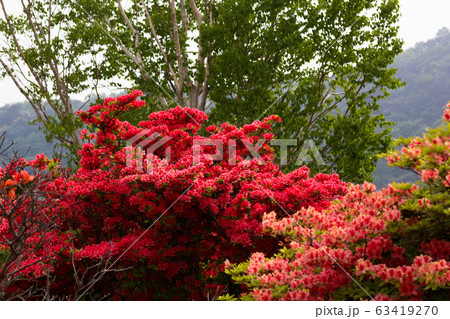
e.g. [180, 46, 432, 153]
[0, 102, 53, 161]
[382, 28, 450, 139]
[0, 99, 91, 162]
[1, 28, 450, 185]
[374, 28, 450, 186]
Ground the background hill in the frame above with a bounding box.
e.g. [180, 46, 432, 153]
[373, 27, 450, 187]
[1, 28, 450, 186]
[0, 101, 53, 161]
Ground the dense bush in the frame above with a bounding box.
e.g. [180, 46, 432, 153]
[221, 104, 450, 301]
[2, 91, 347, 300]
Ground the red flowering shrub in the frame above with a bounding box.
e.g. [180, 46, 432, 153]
[222, 103, 450, 301]
[29, 90, 346, 300]
[0, 155, 69, 300]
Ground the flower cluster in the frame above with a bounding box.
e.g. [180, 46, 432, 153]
[0, 160, 36, 200]
[443, 103, 450, 122]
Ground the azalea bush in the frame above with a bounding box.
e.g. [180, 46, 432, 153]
[24, 90, 345, 300]
[222, 104, 450, 301]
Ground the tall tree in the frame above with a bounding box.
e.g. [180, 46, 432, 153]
[0, 0, 403, 182]
[0, 0, 102, 164]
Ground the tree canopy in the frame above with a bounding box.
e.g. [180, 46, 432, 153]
[0, 0, 404, 182]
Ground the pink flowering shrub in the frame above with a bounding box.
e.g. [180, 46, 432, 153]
[383, 102, 450, 254]
[222, 104, 450, 301]
[28, 90, 346, 300]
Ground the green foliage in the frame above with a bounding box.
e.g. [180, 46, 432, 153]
[32, 112, 84, 167]
[204, 0, 403, 183]
[0, 247, 9, 265]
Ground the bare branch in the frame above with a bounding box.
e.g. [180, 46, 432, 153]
[168, 0, 187, 106]
[0, 57, 47, 124]
[116, 0, 141, 64]
[140, 0, 179, 89]
[189, 0, 203, 25]
[102, 16, 148, 80]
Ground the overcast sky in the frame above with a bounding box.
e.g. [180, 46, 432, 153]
[1, 0, 450, 106]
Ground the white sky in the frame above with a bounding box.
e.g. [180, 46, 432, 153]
[1, 0, 450, 106]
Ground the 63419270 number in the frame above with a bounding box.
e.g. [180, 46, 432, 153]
[375, 306, 438, 316]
